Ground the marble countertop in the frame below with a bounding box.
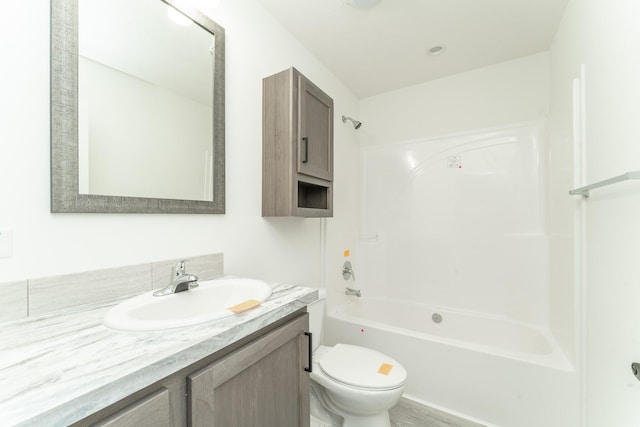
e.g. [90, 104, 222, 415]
[0, 281, 317, 426]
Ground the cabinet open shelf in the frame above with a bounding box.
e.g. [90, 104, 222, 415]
[298, 181, 329, 210]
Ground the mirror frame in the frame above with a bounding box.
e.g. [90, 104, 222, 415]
[51, 0, 225, 213]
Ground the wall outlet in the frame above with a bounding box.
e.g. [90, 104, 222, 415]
[0, 229, 13, 258]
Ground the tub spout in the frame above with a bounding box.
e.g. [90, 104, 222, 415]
[345, 287, 361, 297]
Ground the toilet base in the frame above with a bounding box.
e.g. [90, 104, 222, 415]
[310, 414, 339, 427]
[311, 381, 392, 427]
[311, 387, 342, 426]
[310, 410, 390, 427]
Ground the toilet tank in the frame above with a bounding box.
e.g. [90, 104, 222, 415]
[307, 289, 326, 351]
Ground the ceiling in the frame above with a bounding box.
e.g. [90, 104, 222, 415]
[255, 0, 570, 98]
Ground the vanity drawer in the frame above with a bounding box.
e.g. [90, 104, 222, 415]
[94, 388, 171, 427]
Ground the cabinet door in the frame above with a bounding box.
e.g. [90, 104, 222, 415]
[188, 314, 310, 427]
[297, 76, 333, 181]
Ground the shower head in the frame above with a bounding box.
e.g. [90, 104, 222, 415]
[342, 115, 362, 130]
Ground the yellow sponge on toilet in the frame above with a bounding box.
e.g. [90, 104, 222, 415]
[377, 363, 393, 376]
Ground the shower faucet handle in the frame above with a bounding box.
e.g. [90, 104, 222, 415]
[342, 261, 355, 280]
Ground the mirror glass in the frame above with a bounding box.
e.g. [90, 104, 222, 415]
[51, 0, 225, 213]
[79, 0, 215, 201]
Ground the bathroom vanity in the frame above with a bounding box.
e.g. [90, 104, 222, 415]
[82, 313, 309, 427]
[0, 282, 316, 426]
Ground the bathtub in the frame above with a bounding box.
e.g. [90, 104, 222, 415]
[324, 297, 579, 427]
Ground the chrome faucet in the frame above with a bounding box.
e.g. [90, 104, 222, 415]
[153, 260, 199, 297]
[343, 261, 360, 296]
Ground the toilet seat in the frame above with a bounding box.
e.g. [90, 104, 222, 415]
[317, 344, 407, 391]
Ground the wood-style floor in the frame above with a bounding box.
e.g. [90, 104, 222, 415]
[389, 398, 487, 427]
[311, 397, 487, 427]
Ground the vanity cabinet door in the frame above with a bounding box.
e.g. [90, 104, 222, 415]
[187, 314, 310, 427]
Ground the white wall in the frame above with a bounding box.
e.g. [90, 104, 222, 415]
[550, 0, 640, 425]
[0, 0, 359, 299]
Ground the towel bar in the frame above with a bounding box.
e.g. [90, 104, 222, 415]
[569, 171, 640, 197]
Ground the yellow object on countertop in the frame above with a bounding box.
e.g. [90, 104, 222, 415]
[227, 299, 262, 313]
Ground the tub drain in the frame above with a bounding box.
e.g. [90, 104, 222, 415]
[432, 313, 443, 324]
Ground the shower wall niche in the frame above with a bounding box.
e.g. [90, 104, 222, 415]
[358, 122, 550, 326]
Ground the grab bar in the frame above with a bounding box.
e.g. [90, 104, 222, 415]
[569, 171, 640, 197]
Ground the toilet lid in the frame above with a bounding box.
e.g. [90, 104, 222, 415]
[317, 344, 407, 390]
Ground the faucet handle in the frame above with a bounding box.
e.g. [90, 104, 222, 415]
[172, 259, 190, 277]
[175, 259, 191, 272]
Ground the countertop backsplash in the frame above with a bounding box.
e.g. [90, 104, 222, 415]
[0, 253, 224, 323]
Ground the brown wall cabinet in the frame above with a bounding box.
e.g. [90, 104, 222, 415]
[263, 67, 334, 217]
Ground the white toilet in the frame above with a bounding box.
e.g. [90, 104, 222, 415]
[307, 291, 407, 427]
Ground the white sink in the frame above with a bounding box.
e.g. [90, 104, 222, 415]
[103, 278, 273, 332]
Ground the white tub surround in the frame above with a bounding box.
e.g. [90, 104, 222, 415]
[0, 282, 317, 426]
[358, 122, 550, 326]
